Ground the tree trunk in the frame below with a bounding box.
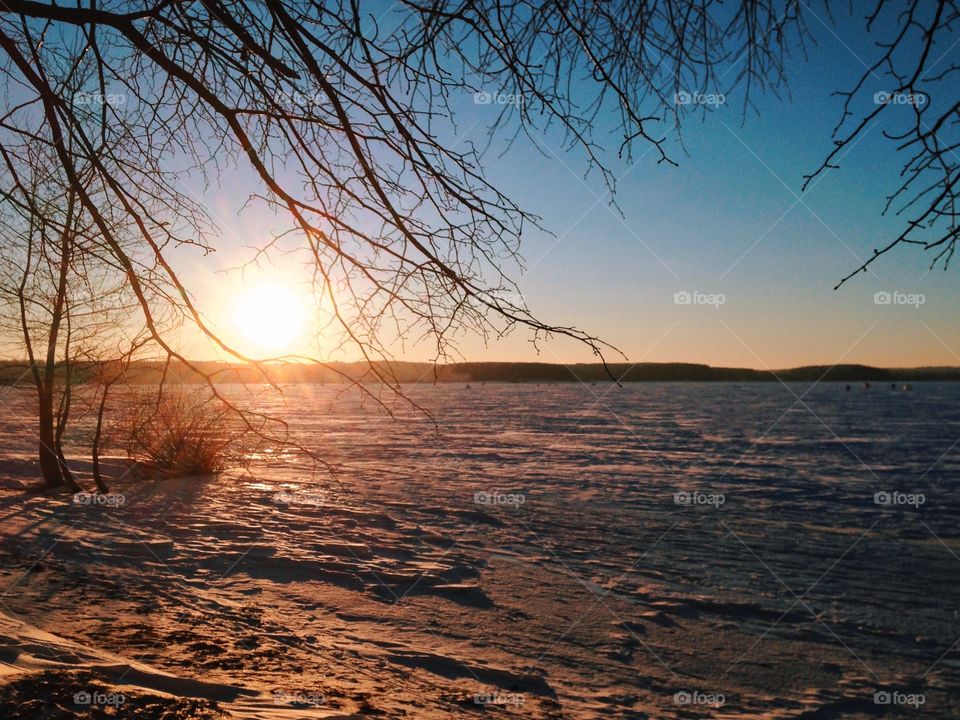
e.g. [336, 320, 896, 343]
[54, 317, 82, 493]
[36, 191, 81, 493]
[54, 435, 82, 493]
[38, 387, 65, 488]
[92, 383, 110, 494]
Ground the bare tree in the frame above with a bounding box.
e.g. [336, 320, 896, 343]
[0, 144, 144, 489]
[803, 1, 960, 284]
[0, 166, 86, 490]
[90, 334, 150, 494]
[0, 1, 806, 380]
[0, 1, 956, 487]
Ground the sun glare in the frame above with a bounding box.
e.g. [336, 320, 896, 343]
[234, 284, 305, 351]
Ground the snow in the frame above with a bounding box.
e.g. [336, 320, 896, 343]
[0, 382, 958, 717]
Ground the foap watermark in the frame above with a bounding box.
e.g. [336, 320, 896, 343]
[674, 490, 725, 508]
[474, 691, 525, 707]
[75, 91, 126, 107]
[874, 690, 925, 708]
[874, 90, 927, 107]
[874, 290, 925, 307]
[274, 489, 325, 506]
[674, 290, 725, 308]
[474, 490, 525, 508]
[73, 492, 125, 507]
[473, 90, 525, 107]
[73, 690, 125, 708]
[274, 690, 326, 707]
[674, 690, 725, 707]
[874, 490, 925, 508]
[674, 90, 726, 107]
[497, 289, 526, 309]
[273, 89, 323, 109]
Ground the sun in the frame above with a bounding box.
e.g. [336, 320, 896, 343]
[234, 284, 305, 351]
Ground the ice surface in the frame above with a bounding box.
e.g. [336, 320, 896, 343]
[0, 382, 958, 717]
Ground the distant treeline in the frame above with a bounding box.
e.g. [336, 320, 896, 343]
[3, 360, 960, 385]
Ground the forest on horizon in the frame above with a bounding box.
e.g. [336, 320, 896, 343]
[2, 360, 958, 386]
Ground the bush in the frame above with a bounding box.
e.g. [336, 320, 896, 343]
[118, 390, 241, 478]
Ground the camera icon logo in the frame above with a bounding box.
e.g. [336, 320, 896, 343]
[73, 691, 92, 705]
[674, 291, 692, 305]
[473, 91, 492, 104]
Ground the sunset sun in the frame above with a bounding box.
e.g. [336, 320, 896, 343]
[234, 284, 305, 351]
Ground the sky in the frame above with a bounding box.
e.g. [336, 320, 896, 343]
[176, 4, 960, 370]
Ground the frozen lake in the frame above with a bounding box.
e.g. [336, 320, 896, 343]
[1, 381, 958, 717]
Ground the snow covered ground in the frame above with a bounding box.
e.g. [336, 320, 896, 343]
[0, 381, 958, 718]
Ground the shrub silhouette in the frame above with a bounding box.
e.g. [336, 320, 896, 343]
[120, 392, 238, 478]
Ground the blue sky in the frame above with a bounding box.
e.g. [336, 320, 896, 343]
[182, 4, 960, 369]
